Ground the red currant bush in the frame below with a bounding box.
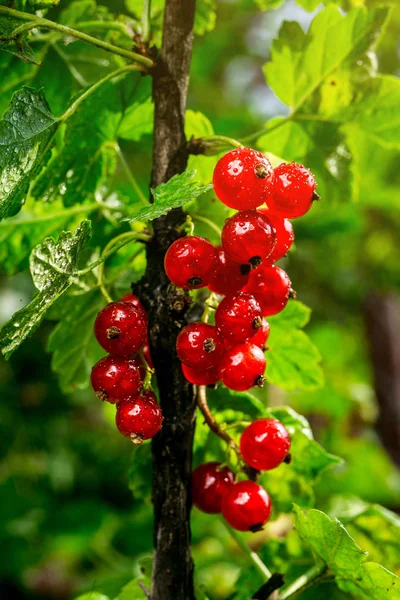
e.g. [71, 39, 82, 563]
[258, 208, 294, 264]
[221, 209, 276, 268]
[221, 480, 272, 532]
[94, 301, 147, 357]
[208, 246, 250, 296]
[215, 292, 263, 344]
[164, 236, 218, 289]
[269, 162, 317, 219]
[240, 418, 291, 471]
[244, 265, 291, 316]
[192, 462, 235, 514]
[116, 391, 163, 444]
[218, 342, 266, 391]
[91, 355, 143, 404]
[182, 363, 220, 386]
[176, 323, 223, 370]
[213, 148, 274, 210]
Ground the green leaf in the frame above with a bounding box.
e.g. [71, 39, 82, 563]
[0, 87, 60, 220]
[117, 79, 153, 142]
[293, 506, 400, 599]
[74, 594, 110, 600]
[266, 301, 324, 391]
[254, 0, 285, 10]
[116, 578, 148, 600]
[195, 0, 217, 36]
[0, 14, 38, 63]
[123, 170, 212, 223]
[0, 220, 91, 358]
[208, 386, 267, 420]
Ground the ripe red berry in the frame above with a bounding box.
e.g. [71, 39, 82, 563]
[218, 343, 266, 391]
[208, 246, 249, 296]
[142, 340, 154, 369]
[240, 418, 291, 471]
[221, 210, 276, 268]
[258, 208, 294, 263]
[91, 355, 143, 404]
[244, 265, 291, 316]
[116, 391, 163, 444]
[164, 236, 218, 289]
[213, 148, 274, 210]
[182, 363, 219, 386]
[192, 462, 235, 514]
[251, 318, 270, 350]
[120, 293, 148, 321]
[221, 481, 272, 532]
[269, 162, 317, 219]
[176, 323, 223, 370]
[94, 302, 147, 357]
[215, 292, 263, 343]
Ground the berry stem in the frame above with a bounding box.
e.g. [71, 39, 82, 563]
[77, 231, 150, 276]
[141, 0, 152, 43]
[197, 386, 241, 452]
[139, 349, 155, 389]
[279, 564, 328, 600]
[201, 293, 218, 323]
[191, 214, 222, 237]
[223, 519, 273, 581]
[202, 134, 243, 150]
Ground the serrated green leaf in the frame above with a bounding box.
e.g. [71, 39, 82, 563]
[266, 301, 324, 391]
[0, 220, 91, 358]
[293, 507, 400, 599]
[0, 87, 60, 220]
[0, 14, 39, 63]
[123, 170, 212, 223]
[117, 78, 153, 141]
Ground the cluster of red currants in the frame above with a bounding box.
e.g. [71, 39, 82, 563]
[192, 418, 291, 531]
[91, 294, 163, 444]
[164, 147, 317, 391]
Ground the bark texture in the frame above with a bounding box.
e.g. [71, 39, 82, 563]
[364, 293, 400, 468]
[137, 2, 197, 599]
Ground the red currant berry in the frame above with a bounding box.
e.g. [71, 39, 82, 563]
[221, 210, 276, 268]
[251, 318, 270, 350]
[221, 481, 272, 532]
[215, 292, 263, 344]
[164, 236, 218, 289]
[208, 246, 249, 296]
[116, 391, 163, 444]
[269, 162, 317, 219]
[218, 343, 266, 392]
[192, 462, 235, 514]
[182, 363, 219, 385]
[244, 265, 291, 316]
[120, 293, 147, 321]
[240, 418, 291, 471]
[176, 323, 223, 370]
[91, 356, 143, 404]
[213, 148, 274, 210]
[94, 302, 147, 357]
[258, 208, 294, 263]
[142, 340, 154, 369]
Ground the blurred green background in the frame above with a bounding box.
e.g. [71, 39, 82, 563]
[1, 0, 400, 598]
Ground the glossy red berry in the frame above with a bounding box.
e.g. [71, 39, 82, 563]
[251, 318, 270, 350]
[240, 418, 291, 471]
[218, 343, 266, 391]
[120, 293, 147, 321]
[221, 210, 276, 268]
[177, 323, 223, 370]
[244, 265, 291, 316]
[91, 355, 143, 404]
[208, 246, 249, 296]
[116, 391, 163, 444]
[215, 292, 263, 344]
[192, 462, 235, 514]
[164, 236, 218, 289]
[142, 340, 154, 369]
[94, 302, 147, 357]
[182, 363, 219, 386]
[213, 148, 274, 210]
[269, 162, 317, 219]
[258, 208, 294, 263]
[221, 481, 272, 532]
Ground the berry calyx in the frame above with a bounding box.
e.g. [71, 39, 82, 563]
[221, 480, 272, 532]
[244, 265, 291, 316]
[91, 355, 143, 403]
[208, 246, 250, 296]
[258, 208, 294, 264]
[182, 363, 219, 386]
[192, 462, 235, 514]
[213, 148, 274, 210]
[164, 236, 218, 289]
[94, 302, 147, 357]
[176, 322, 223, 370]
[240, 418, 291, 471]
[116, 391, 163, 444]
[215, 292, 263, 344]
[251, 318, 270, 350]
[218, 342, 266, 392]
[120, 292, 148, 321]
[221, 210, 276, 267]
[269, 162, 317, 219]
